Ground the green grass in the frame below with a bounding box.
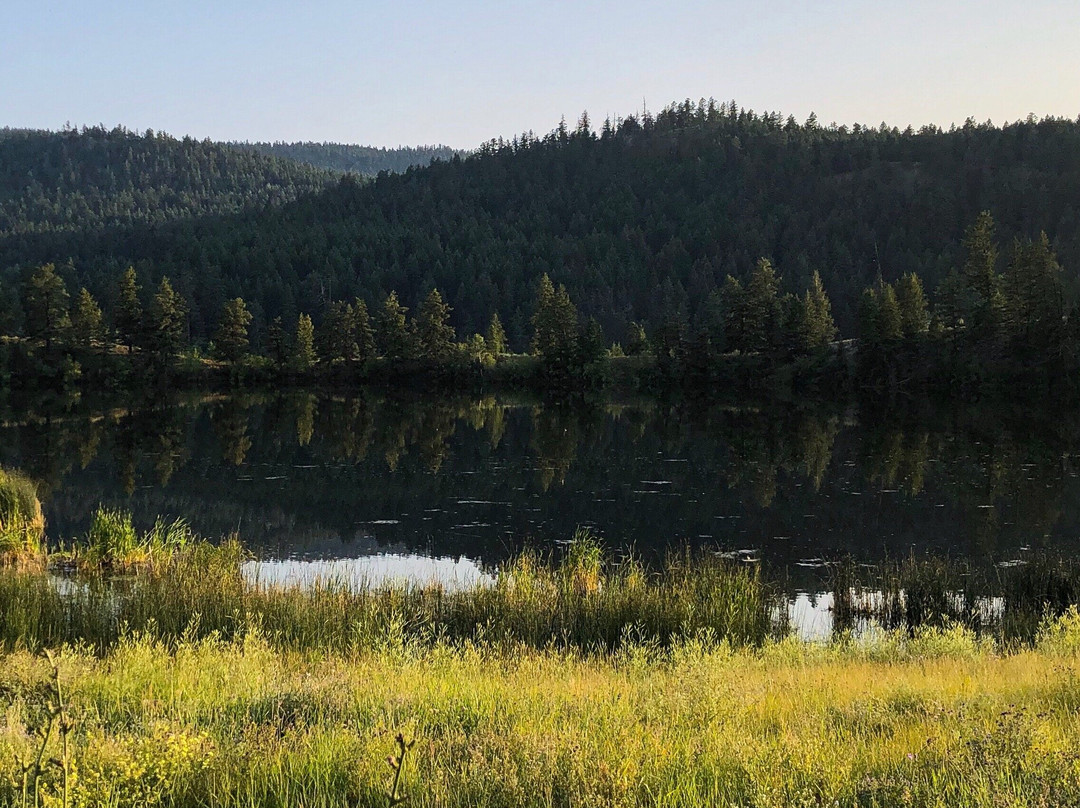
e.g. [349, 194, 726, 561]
[1, 615, 1080, 807]
[0, 467, 44, 559]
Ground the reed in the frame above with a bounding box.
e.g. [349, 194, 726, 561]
[831, 553, 1080, 642]
[0, 531, 777, 654]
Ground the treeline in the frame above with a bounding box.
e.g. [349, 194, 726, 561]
[2, 252, 850, 395]
[854, 212, 1078, 394]
[4, 101, 1080, 349]
[228, 141, 464, 175]
[5, 211, 1078, 399]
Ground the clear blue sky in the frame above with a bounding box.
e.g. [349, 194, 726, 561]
[5, 0, 1079, 148]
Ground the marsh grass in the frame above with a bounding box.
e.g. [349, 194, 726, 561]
[0, 532, 777, 654]
[0, 468, 44, 561]
[74, 507, 196, 570]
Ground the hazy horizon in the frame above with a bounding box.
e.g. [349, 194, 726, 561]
[6, 0, 1080, 150]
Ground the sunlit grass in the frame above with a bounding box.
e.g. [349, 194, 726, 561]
[1, 615, 1079, 807]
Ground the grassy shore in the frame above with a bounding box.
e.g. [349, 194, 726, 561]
[3, 471, 1080, 805]
[2, 615, 1080, 807]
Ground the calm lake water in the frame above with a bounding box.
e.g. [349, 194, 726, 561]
[4, 391, 1079, 597]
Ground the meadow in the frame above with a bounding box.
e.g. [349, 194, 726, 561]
[3, 612, 1080, 807]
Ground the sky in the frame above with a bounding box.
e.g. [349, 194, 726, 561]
[4, 0, 1080, 149]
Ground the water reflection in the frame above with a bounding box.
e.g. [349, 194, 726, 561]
[3, 392, 1080, 587]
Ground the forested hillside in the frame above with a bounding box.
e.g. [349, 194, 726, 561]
[0, 126, 334, 237]
[3, 102, 1080, 348]
[228, 142, 463, 175]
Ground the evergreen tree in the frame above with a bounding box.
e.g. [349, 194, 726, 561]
[720, 275, 747, 351]
[1002, 232, 1064, 348]
[22, 263, 70, 351]
[318, 300, 357, 363]
[214, 297, 253, 362]
[115, 266, 143, 352]
[959, 211, 1003, 336]
[485, 312, 507, 355]
[146, 276, 188, 364]
[71, 287, 104, 348]
[800, 270, 837, 350]
[625, 321, 649, 356]
[580, 316, 606, 364]
[352, 299, 376, 362]
[877, 283, 903, 342]
[742, 259, 782, 352]
[266, 316, 288, 369]
[530, 274, 579, 370]
[895, 272, 930, 339]
[416, 288, 455, 360]
[292, 313, 316, 371]
[655, 306, 688, 375]
[858, 287, 881, 345]
[377, 291, 413, 361]
[530, 274, 558, 357]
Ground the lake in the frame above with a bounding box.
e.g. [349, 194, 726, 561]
[3, 390, 1079, 597]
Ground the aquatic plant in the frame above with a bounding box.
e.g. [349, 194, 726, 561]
[80, 507, 196, 568]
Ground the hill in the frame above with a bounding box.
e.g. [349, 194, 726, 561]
[227, 141, 463, 175]
[0, 126, 334, 238]
[3, 103, 1080, 348]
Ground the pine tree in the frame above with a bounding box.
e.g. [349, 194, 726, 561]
[377, 291, 413, 361]
[115, 266, 142, 353]
[485, 312, 507, 355]
[580, 316, 605, 364]
[146, 276, 188, 364]
[1002, 233, 1064, 349]
[416, 288, 455, 360]
[530, 274, 558, 357]
[352, 299, 376, 362]
[895, 272, 929, 339]
[625, 322, 649, 356]
[551, 284, 580, 367]
[877, 283, 903, 342]
[743, 259, 782, 352]
[292, 313, 316, 371]
[22, 264, 70, 351]
[858, 288, 881, 346]
[266, 316, 288, 369]
[214, 297, 253, 362]
[719, 275, 747, 351]
[800, 270, 837, 350]
[71, 287, 104, 348]
[318, 300, 356, 363]
[959, 211, 1003, 335]
[530, 274, 580, 375]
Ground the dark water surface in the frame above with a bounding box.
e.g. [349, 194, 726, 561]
[4, 391, 1080, 594]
